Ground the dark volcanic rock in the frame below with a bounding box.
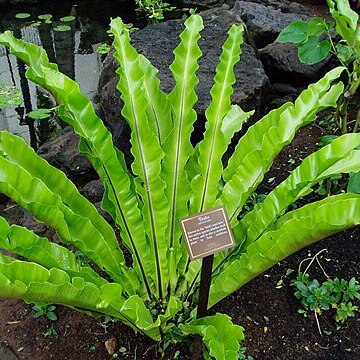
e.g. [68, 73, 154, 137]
[231, 0, 312, 48]
[178, 0, 225, 5]
[248, 0, 316, 15]
[259, 42, 330, 85]
[80, 179, 104, 203]
[37, 127, 96, 186]
[0, 343, 18, 360]
[98, 7, 269, 148]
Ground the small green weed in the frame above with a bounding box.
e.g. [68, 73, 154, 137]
[314, 173, 345, 196]
[317, 113, 338, 134]
[241, 191, 266, 214]
[335, 301, 359, 323]
[43, 326, 58, 337]
[32, 304, 58, 321]
[110, 346, 128, 359]
[275, 268, 295, 289]
[239, 346, 254, 360]
[98, 315, 117, 333]
[292, 273, 360, 323]
[291, 249, 360, 333]
[74, 250, 92, 266]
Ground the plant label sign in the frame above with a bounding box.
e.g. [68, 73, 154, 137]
[180, 205, 236, 261]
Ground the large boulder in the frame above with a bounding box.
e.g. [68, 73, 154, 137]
[98, 7, 270, 150]
[37, 126, 96, 186]
[231, 0, 331, 95]
[231, 0, 312, 49]
[259, 42, 330, 85]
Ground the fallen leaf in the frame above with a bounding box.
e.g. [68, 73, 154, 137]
[105, 337, 118, 356]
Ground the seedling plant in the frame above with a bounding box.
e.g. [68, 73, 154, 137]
[32, 304, 58, 321]
[43, 326, 58, 337]
[291, 250, 360, 334]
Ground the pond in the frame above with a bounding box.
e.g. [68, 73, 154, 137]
[0, 0, 189, 149]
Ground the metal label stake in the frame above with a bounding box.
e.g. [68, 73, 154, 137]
[179, 206, 236, 359]
[192, 254, 214, 360]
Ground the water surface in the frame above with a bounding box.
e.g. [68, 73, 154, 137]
[0, 0, 137, 147]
